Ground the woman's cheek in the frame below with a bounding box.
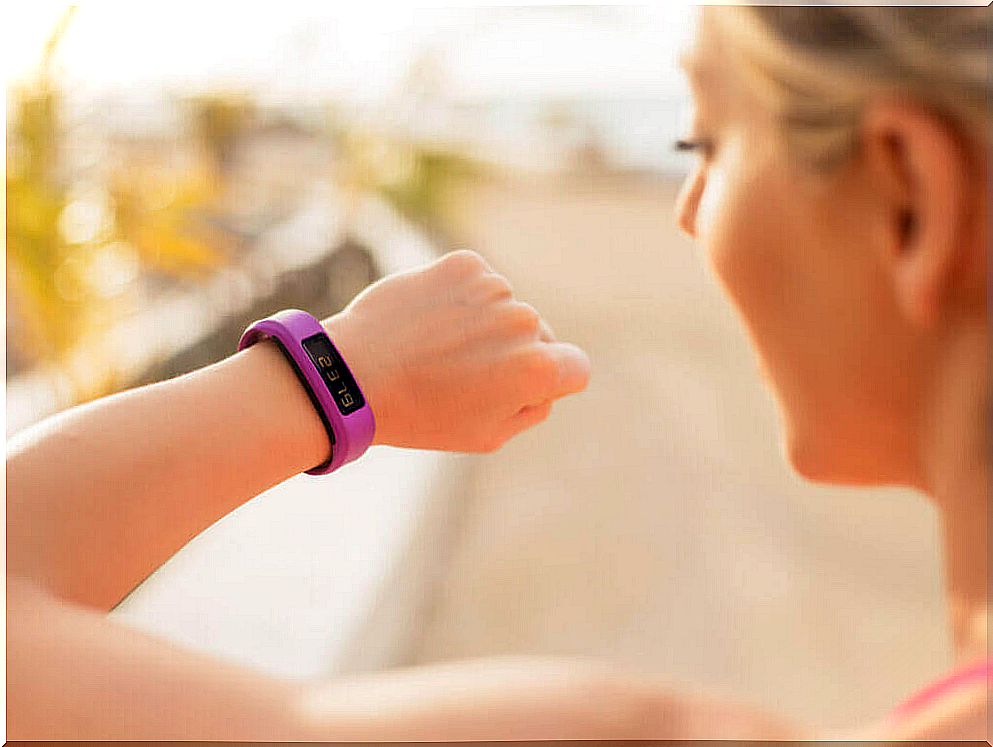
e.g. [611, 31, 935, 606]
[696, 137, 772, 294]
[694, 163, 726, 246]
[698, 130, 748, 244]
[694, 162, 743, 289]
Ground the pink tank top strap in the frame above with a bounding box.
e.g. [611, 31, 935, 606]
[888, 657, 991, 724]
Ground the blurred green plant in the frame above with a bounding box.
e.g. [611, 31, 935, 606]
[6, 7, 224, 400]
[6, 7, 81, 360]
[109, 163, 227, 279]
[336, 128, 483, 238]
[188, 93, 256, 177]
[378, 146, 481, 233]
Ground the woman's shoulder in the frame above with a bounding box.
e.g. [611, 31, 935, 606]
[869, 658, 990, 742]
[881, 680, 987, 742]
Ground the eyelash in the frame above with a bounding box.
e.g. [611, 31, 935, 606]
[673, 138, 715, 158]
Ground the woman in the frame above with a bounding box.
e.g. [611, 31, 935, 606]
[7, 5, 988, 741]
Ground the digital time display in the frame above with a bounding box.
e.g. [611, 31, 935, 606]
[302, 333, 366, 416]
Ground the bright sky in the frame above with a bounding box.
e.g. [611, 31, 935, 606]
[5, 5, 696, 102]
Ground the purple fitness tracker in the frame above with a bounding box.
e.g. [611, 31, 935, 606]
[238, 309, 375, 475]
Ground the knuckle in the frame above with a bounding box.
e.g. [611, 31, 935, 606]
[519, 349, 557, 387]
[484, 273, 514, 300]
[467, 273, 513, 305]
[440, 249, 486, 277]
[505, 301, 541, 333]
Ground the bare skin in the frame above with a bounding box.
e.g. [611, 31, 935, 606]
[7, 250, 589, 612]
[5, 249, 799, 741]
[6, 7, 987, 741]
[675, 7, 987, 736]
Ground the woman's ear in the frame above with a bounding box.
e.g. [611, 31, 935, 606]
[860, 101, 978, 329]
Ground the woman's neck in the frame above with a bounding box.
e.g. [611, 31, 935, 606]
[940, 509, 987, 663]
[920, 316, 988, 663]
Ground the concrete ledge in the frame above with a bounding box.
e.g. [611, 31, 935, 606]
[112, 446, 457, 678]
[111, 193, 454, 678]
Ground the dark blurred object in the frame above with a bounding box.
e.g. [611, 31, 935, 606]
[6, 8, 81, 374]
[136, 240, 379, 384]
[189, 94, 257, 177]
[7, 9, 228, 398]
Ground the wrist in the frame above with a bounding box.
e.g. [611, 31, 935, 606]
[238, 309, 377, 473]
[231, 340, 331, 475]
[320, 310, 393, 447]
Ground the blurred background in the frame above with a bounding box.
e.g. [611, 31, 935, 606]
[6, 4, 949, 731]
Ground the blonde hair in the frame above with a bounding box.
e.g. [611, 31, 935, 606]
[704, 5, 991, 170]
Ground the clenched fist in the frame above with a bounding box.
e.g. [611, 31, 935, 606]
[325, 250, 590, 453]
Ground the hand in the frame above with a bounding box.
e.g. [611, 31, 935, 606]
[299, 656, 806, 740]
[324, 250, 590, 452]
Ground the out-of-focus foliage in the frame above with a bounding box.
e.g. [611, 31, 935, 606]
[6, 9, 226, 400]
[188, 94, 256, 177]
[330, 43, 483, 236]
[336, 129, 483, 236]
[7, 10, 482, 408]
[378, 147, 481, 233]
[109, 164, 226, 279]
[6, 9, 81, 359]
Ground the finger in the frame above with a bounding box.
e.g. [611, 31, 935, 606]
[470, 250, 495, 272]
[507, 400, 553, 433]
[471, 272, 514, 304]
[453, 248, 494, 272]
[537, 316, 556, 342]
[543, 341, 591, 398]
[436, 249, 493, 277]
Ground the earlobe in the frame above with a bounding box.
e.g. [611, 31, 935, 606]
[894, 260, 940, 328]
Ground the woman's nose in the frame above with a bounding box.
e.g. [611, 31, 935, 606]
[675, 166, 704, 239]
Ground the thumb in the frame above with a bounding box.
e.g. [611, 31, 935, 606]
[543, 341, 591, 398]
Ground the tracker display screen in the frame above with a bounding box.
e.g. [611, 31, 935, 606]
[302, 333, 365, 416]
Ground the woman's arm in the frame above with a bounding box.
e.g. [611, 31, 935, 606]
[4, 579, 689, 741]
[9, 578, 806, 741]
[2, 243, 804, 742]
[19, 568, 974, 743]
[9, 248, 979, 742]
[7, 338, 329, 611]
[7, 249, 591, 611]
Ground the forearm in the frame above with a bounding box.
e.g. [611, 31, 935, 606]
[7, 322, 339, 610]
[7, 579, 310, 741]
[13, 580, 955, 742]
[5, 250, 591, 612]
[6, 581, 667, 741]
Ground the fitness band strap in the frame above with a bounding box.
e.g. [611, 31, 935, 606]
[238, 309, 375, 475]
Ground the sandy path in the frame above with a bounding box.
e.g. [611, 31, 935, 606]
[405, 172, 949, 729]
